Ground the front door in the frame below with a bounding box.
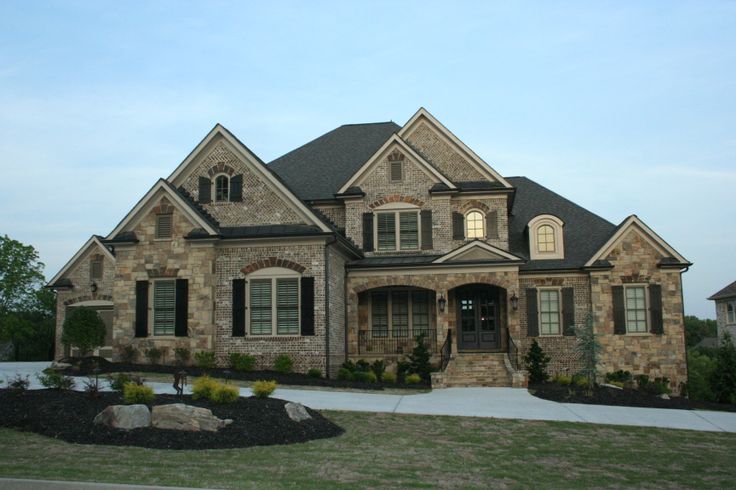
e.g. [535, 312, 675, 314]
[457, 285, 500, 351]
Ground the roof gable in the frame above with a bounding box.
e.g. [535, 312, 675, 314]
[709, 280, 736, 300]
[47, 236, 115, 287]
[434, 240, 524, 263]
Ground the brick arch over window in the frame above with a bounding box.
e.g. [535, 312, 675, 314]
[458, 200, 491, 214]
[152, 198, 174, 215]
[241, 257, 306, 275]
[63, 294, 113, 307]
[206, 163, 236, 178]
[352, 275, 515, 295]
[368, 195, 425, 209]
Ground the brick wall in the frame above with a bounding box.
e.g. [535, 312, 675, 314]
[714, 299, 736, 339]
[326, 246, 347, 376]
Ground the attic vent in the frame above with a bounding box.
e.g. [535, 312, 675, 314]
[90, 256, 103, 280]
[390, 161, 403, 182]
[155, 214, 173, 239]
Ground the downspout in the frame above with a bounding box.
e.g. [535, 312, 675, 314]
[680, 265, 690, 395]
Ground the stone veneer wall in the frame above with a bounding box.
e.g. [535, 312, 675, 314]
[714, 299, 736, 340]
[112, 199, 217, 362]
[180, 139, 305, 227]
[54, 247, 116, 359]
[326, 246, 347, 377]
[591, 229, 687, 389]
[213, 242, 328, 373]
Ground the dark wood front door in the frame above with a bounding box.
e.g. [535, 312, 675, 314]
[457, 285, 500, 351]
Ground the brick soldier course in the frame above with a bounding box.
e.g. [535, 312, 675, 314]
[48, 108, 692, 388]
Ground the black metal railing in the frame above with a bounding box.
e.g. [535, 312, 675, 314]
[440, 329, 452, 371]
[508, 333, 520, 371]
[358, 330, 437, 355]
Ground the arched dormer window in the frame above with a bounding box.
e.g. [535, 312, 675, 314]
[465, 210, 485, 239]
[214, 174, 229, 202]
[528, 215, 564, 260]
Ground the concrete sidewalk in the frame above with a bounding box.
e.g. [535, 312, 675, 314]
[3, 362, 736, 433]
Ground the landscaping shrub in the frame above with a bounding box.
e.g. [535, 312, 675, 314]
[120, 344, 137, 363]
[409, 333, 432, 380]
[274, 354, 293, 374]
[709, 332, 736, 403]
[573, 375, 590, 389]
[252, 380, 277, 398]
[229, 353, 256, 372]
[551, 374, 572, 386]
[353, 371, 372, 383]
[608, 381, 624, 389]
[144, 347, 163, 365]
[84, 375, 102, 397]
[174, 347, 191, 366]
[194, 351, 216, 369]
[396, 360, 411, 379]
[405, 373, 422, 384]
[686, 350, 716, 402]
[381, 371, 396, 384]
[524, 340, 550, 383]
[366, 371, 377, 383]
[61, 306, 106, 356]
[123, 382, 155, 404]
[337, 368, 353, 381]
[107, 373, 139, 391]
[342, 360, 356, 372]
[355, 359, 371, 372]
[574, 313, 600, 388]
[605, 370, 632, 383]
[635, 375, 670, 395]
[371, 360, 386, 380]
[7, 374, 29, 391]
[192, 376, 220, 400]
[37, 369, 75, 390]
[307, 368, 322, 378]
[211, 384, 239, 404]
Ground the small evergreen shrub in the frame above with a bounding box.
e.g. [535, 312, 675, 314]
[192, 376, 220, 400]
[551, 374, 572, 386]
[144, 347, 163, 365]
[381, 371, 397, 383]
[341, 360, 356, 372]
[605, 370, 632, 383]
[307, 368, 322, 378]
[7, 374, 29, 391]
[366, 371, 377, 383]
[252, 380, 277, 398]
[37, 369, 75, 390]
[195, 351, 216, 369]
[123, 382, 154, 404]
[120, 345, 138, 363]
[229, 353, 256, 372]
[211, 384, 239, 404]
[174, 347, 191, 366]
[353, 371, 371, 383]
[355, 359, 371, 372]
[409, 333, 432, 380]
[274, 354, 293, 374]
[396, 360, 411, 379]
[405, 373, 422, 384]
[337, 368, 353, 381]
[524, 340, 551, 384]
[371, 360, 386, 380]
[107, 373, 139, 391]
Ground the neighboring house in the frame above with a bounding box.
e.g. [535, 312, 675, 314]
[708, 280, 736, 340]
[47, 108, 691, 388]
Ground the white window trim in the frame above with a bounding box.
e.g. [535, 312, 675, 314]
[373, 203, 421, 252]
[212, 173, 230, 203]
[528, 214, 564, 260]
[464, 209, 486, 240]
[726, 300, 736, 325]
[624, 284, 650, 334]
[246, 267, 301, 337]
[149, 279, 177, 337]
[368, 288, 434, 339]
[537, 287, 562, 336]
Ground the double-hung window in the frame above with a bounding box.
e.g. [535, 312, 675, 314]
[539, 289, 561, 335]
[625, 285, 648, 333]
[214, 175, 229, 202]
[375, 209, 419, 251]
[247, 268, 301, 335]
[371, 289, 432, 339]
[728, 301, 736, 325]
[152, 280, 176, 335]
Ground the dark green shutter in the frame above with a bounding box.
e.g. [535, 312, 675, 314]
[649, 284, 663, 334]
[562, 287, 575, 336]
[198, 177, 211, 203]
[362, 213, 374, 252]
[452, 212, 464, 240]
[612, 285, 626, 334]
[526, 288, 538, 337]
[230, 174, 243, 202]
[486, 210, 499, 239]
[135, 280, 148, 338]
[420, 210, 433, 250]
[300, 277, 315, 336]
[232, 279, 246, 336]
[175, 279, 188, 337]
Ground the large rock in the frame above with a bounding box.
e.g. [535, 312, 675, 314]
[285, 402, 312, 422]
[151, 403, 232, 432]
[94, 404, 151, 430]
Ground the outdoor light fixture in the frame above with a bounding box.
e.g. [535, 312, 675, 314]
[510, 291, 519, 311]
[437, 294, 447, 313]
[90, 282, 98, 293]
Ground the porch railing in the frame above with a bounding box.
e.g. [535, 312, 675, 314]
[440, 329, 452, 371]
[358, 330, 437, 355]
[508, 333, 520, 371]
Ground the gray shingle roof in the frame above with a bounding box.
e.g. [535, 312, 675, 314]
[268, 122, 400, 201]
[219, 224, 326, 239]
[708, 280, 736, 300]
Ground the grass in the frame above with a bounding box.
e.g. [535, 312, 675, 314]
[1, 411, 735, 488]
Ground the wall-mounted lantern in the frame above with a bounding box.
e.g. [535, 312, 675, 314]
[510, 291, 519, 311]
[437, 293, 447, 313]
[90, 282, 98, 293]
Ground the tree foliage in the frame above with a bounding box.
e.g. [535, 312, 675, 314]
[62, 306, 105, 356]
[524, 340, 551, 384]
[709, 332, 736, 404]
[0, 235, 46, 317]
[575, 313, 601, 388]
[684, 315, 718, 348]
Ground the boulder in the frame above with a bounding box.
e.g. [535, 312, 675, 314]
[285, 402, 312, 422]
[151, 403, 232, 432]
[50, 361, 72, 370]
[601, 383, 623, 390]
[94, 404, 151, 430]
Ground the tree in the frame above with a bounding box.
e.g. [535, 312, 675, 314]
[575, 313, 601, 388]
[408, 332, 432, 380]
[61, 307, 106, 356]
[685, 315, 718, 348]
[0, 235, 46, 317]
[709, 332, 736, 404]
[524, 340, 551, 384]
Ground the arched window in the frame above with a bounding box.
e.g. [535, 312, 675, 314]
[214, 175, 229, 202]
[465, 210, 485, 239]
[528, 214, 564, 260]
[536, 224, 555, 252]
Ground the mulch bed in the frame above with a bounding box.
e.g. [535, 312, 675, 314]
[0, 388, 344, 449]
[530, 382, 736, 412]
[59, 357, 431, 390]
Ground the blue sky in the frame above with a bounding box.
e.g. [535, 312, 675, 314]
[1, 1, 734, 318]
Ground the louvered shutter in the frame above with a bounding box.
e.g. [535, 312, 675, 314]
[135, 281, 149, 338]
[230, 174, 243, 202]
[232, 279, 246, 336]
[526, 288, 539, 337]
[362, 213, 374, 252]
[420, 210, 433, 250]
[486, 210, 499, 239]
[174, 279, 188, 337]
[198, 177, 211, 203]
[612, 285, 626, 334]
[452, 212, 465, 240]
[649, 284, 663, 334]
[300, 277, 315, 336]
[562, 287, 576, 336]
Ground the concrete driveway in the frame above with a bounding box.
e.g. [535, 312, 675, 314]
[3, 362, 735, 433]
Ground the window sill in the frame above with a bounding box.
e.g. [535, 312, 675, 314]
[153, 238, 173, 242]
[625, 332, 652, 336]
[240, 335, 304, 339]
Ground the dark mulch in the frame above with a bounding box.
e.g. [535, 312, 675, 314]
[59, 357, 431, 390]
[0, 389, 344, 450]
[530, 382, 736, 412]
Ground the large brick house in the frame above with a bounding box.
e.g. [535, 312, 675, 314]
[708, 280, 736, 340]
[48, 108, 691, 388]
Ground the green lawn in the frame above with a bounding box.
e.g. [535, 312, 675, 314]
[0, 411, 734, 489]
